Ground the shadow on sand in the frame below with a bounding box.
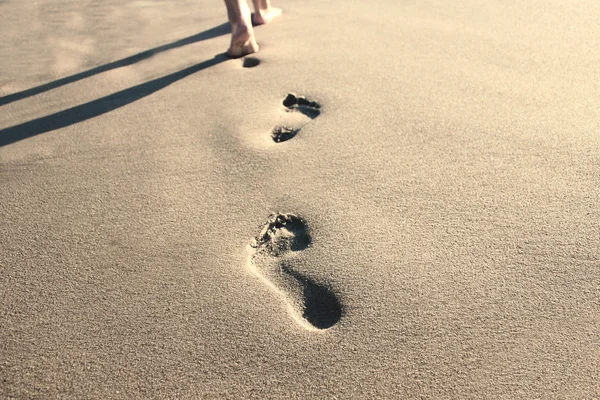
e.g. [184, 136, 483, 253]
[0, 53, 228, 147]
[0, 22, 230, 107]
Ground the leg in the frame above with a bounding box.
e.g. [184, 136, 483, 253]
[223, 0, 259, 58]
[251, 0, 282, 25]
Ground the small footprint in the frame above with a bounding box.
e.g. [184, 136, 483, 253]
[248, 213, 342, 330]
[272, 94, 321, 143]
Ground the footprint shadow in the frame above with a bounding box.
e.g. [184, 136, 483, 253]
[249, 213, 342, 330]
[281, 264, 342, 330]
[272, 94, 321, 143]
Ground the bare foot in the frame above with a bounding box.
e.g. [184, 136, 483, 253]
[251, 0, 282, 25]
[227, 22, 259, 58]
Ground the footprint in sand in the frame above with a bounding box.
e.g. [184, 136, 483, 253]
[271, 94, 321, 143]
[248, 213, 342, 330]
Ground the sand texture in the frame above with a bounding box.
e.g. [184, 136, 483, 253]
[1, 0, 599, 398]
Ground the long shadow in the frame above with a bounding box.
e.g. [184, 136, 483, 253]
[0, 53, 228, 147]
[0, 22, 230, 107]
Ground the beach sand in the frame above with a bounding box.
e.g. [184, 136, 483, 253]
[1, 0, 599, 398]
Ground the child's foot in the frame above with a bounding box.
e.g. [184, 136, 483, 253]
[227, 22, 259, 58]
[251, 0, 282, 25]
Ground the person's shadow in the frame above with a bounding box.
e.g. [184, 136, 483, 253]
[0, 23, 231, 147]
[0, 22, 229, 107]
[0, 53, 228, 147]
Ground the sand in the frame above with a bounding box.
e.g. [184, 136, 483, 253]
[1, 0, 599, 398]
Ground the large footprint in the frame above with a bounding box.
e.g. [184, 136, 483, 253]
[271, 94, 321, 143]
[248, 213, 342, 330]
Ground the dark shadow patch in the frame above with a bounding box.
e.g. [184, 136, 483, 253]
[283, 265, 343, 330]
[295, 106, 321, 120]
[242, 57, 260, 68]
[282, 93, 298, 108]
